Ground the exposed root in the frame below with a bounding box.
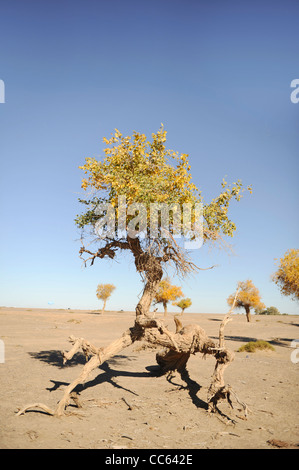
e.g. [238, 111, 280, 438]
[205, 285, 248, 419]
[16, 403, 55, 417]
[228, 386, 250, 418]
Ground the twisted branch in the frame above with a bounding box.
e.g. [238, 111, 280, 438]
[16, 284, 247, 421]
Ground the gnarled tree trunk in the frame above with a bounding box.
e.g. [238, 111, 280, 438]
[245, 305, 251, 322]
[135, 277, 162, 318]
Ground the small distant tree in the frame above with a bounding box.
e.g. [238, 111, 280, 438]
[254, 306, 265, 315]
[175, 298, 192, 315]
[228, 280, 265, 322]
[259, 306, 280, 315]
[154, 278, 183, 316]
[96, 283, 116, 314]
[272, 249, 299, 302]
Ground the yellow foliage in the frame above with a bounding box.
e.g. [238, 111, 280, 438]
[228, 280, 265, 313]
[96, 283, 116, 301]
[154, 278, 184, 311]
[76, 125, 251, 242]
[272, 249, 299, 301]
[175, 297, 192, 313]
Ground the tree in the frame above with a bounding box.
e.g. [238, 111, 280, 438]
[259, 306, 280, 315]
[227, 280, 265, 322]
[96, 283, 115, 314]
[272, 249, 299, 301]
[175, 298, 192, 315]
[154, 278, 183, 316]
[18, 126, 251, 420]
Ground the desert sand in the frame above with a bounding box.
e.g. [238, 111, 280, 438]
[0, 306, 299, 449]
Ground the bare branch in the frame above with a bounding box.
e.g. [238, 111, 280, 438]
[219, 284, 240, 349]
[79, 239, 130, 266]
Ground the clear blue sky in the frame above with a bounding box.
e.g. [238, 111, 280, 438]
[0, 0, 298, 314]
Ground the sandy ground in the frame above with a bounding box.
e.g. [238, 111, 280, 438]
[1, 306, 299, 450]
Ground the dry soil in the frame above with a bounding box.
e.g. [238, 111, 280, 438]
[1, 307, 299, 449]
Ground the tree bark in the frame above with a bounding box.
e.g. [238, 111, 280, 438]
[135, 278, 162, 318]
[101, 299, 107, 315]
[245, 305, 251, 322]
[163, 301, 168, 316]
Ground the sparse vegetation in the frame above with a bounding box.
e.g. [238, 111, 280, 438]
[272, 249, 299, 301]
[259, 306, 281, 315]
[153, 278, 183, 316]
[238, 340, 275, 353]
[96, 284, 116, 314]
[174, 297, 192, 315]
[228, 280, 265, 322]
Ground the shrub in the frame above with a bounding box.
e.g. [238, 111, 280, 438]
[238, 340, 275, 353]
[259, 306, 280, 315]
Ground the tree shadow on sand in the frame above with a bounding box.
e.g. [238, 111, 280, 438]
[28, 350, 156, 395]
[28, 349, 208, 410]
[166, 368, 207, 411]
[28, 350, 86, 368]
[209, 335, 295, 349]
[45, 359, 159, 399]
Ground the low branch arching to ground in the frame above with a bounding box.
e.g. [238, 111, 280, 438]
[16, 288, 247, 420]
